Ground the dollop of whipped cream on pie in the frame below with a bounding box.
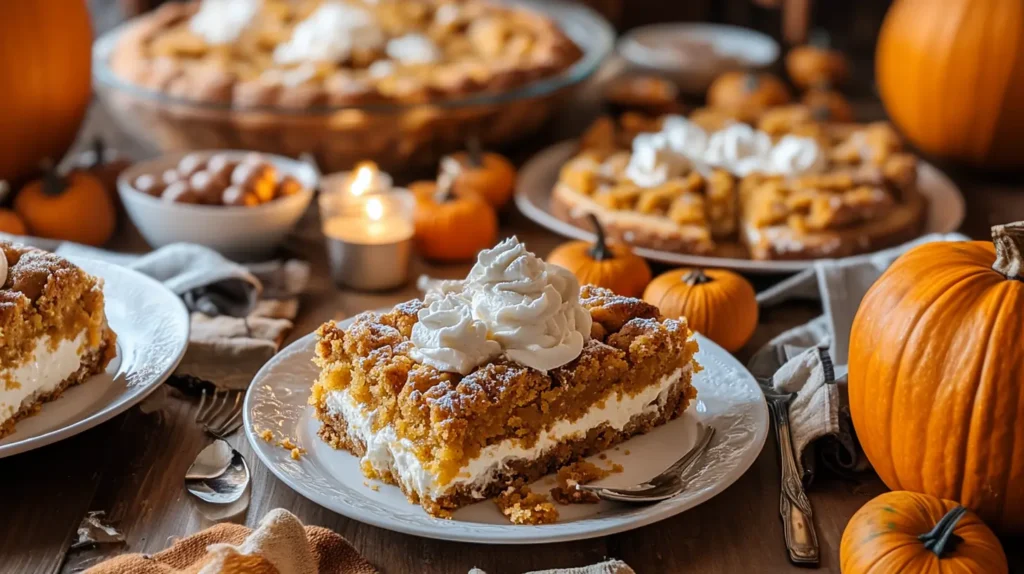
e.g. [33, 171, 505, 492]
[623, 115, 826, 186]
[410, 237, 593, 374]
[189, 0, 261, 45]
[273, 2, 384, 65]
[386, 34, 442, 64]
[624, 133, 691, 188]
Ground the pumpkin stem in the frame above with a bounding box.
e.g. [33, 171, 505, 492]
[918, 505, 968, 557]
[992, 222, 1024, 279]
[39, 159, 67, 198]
[587, 213, 612, 261]
[743, 73, 760, 93]
[435, 159, 458, 203]
[683, 268, 713, 285]
[808, 28, 832, 49]
[466, 135, 483, 168]
[91, 137, 107, 169]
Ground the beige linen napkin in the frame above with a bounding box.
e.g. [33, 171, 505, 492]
[84, 509, 377, 574]
[749, 233, 969, 480]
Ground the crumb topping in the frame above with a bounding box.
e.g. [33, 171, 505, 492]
[550, 461, 609, 504]
[496, 482, 559, 525]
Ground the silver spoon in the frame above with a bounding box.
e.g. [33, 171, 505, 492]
[185, 438, 250, 504]
[576, 423, 716, 503]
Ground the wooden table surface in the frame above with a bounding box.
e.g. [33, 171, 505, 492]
[6, 13, 1024, 567]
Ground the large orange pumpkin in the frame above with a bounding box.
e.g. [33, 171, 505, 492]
[876, 0, 1024, 169]
[0, 1, 93, 184]
[849, 222, 1024, 533]
[840, 491, 1008, 574]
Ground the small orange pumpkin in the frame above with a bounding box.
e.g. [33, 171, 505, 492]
[0, 209, 27, 236]
[412, 179, 498, 263]
[849, 222, 1024, 533]
[15, 165, 116, 246]
[643, 267, 758, 352]
[706, 72, 791, 122]
[444, 139, 517, 210]
[840, 491, 1008, 574]
[546, 214, 651, 298]
[802, 89, 855, 123]
[785, 33, 849, 90]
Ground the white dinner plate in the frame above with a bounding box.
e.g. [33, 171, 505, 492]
[244, 318, 769, 544]
[515, 140, 966, 274]
[0, 256, 190, 458]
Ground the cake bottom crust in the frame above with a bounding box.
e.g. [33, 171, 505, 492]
[316, 379, 697, 518]
[0, 331, 116, 439]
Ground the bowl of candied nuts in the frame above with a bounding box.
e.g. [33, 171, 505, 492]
[118, 150, 317, 260]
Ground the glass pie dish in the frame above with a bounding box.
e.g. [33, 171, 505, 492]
[92, 0, 613, 173]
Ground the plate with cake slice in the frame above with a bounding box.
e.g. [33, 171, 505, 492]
[0, 242, 189, 458]
[245, 237, 769, 543]
[515, 108, 965, 273]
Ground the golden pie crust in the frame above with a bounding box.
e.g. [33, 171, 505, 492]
[110, 0, 582, 108]
[553, 107, 926, 260]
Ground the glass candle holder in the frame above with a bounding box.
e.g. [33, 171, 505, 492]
[320, 188, 415, 291]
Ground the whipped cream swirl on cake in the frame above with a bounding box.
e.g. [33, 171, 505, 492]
[409, 292, 501, 375]
[273, 2, 384, 65]
[411, 237, 592, 374]
[624, 115, 826, 185]
[189, 0, 261, 45]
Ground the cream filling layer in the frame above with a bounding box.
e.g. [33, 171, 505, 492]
[326, 366, 688, 501]
[0, 332, 90, 426]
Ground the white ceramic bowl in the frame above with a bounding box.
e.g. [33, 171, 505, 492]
[618, 23, 780, 94]
[118, 150, 317, 261]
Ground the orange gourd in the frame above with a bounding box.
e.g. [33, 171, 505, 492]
[0, 209, 27, 236]
[0, 1, 93, 184]
[840, 491, 1008, 574]
[15, 167, 116, 246]
[411, 179, 497, 263]
[546, 214, 651, 298]
[786, 33, 849, 90]
[849, 222, 1024, 533]
[876, 0, 1024, 169]
[706, 72, 791, 122]
[444, 140, 517, 210]
[642, 267, 758, 353]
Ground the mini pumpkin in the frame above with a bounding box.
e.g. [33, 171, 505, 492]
[850, 222, 1024, 533]
[706, 72, 791, 122]
[443, 139, 517, 210]
[802, 89, 855, 123]
[0, 208, 27, 235]
[412, 178, 497, 263]
[840, 491, 1008, 574]
[546, 214, 651, 298]
[15, 165, 116, 246]
[786, 32, 849, 90]
[643, 267, 758, 352]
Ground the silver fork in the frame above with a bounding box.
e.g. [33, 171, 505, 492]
[194, 389, 244, 439]
[186, 389, 250, 506]
[576, 423, 716, 503]
[758, 378, 819, 566]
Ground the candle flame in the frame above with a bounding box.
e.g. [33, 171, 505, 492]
[350, 162, 377, 196]
[365, 196, 384, 221]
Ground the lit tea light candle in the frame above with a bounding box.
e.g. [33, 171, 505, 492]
[321, 161, 394, 199]
[320, 189, 415, 291]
